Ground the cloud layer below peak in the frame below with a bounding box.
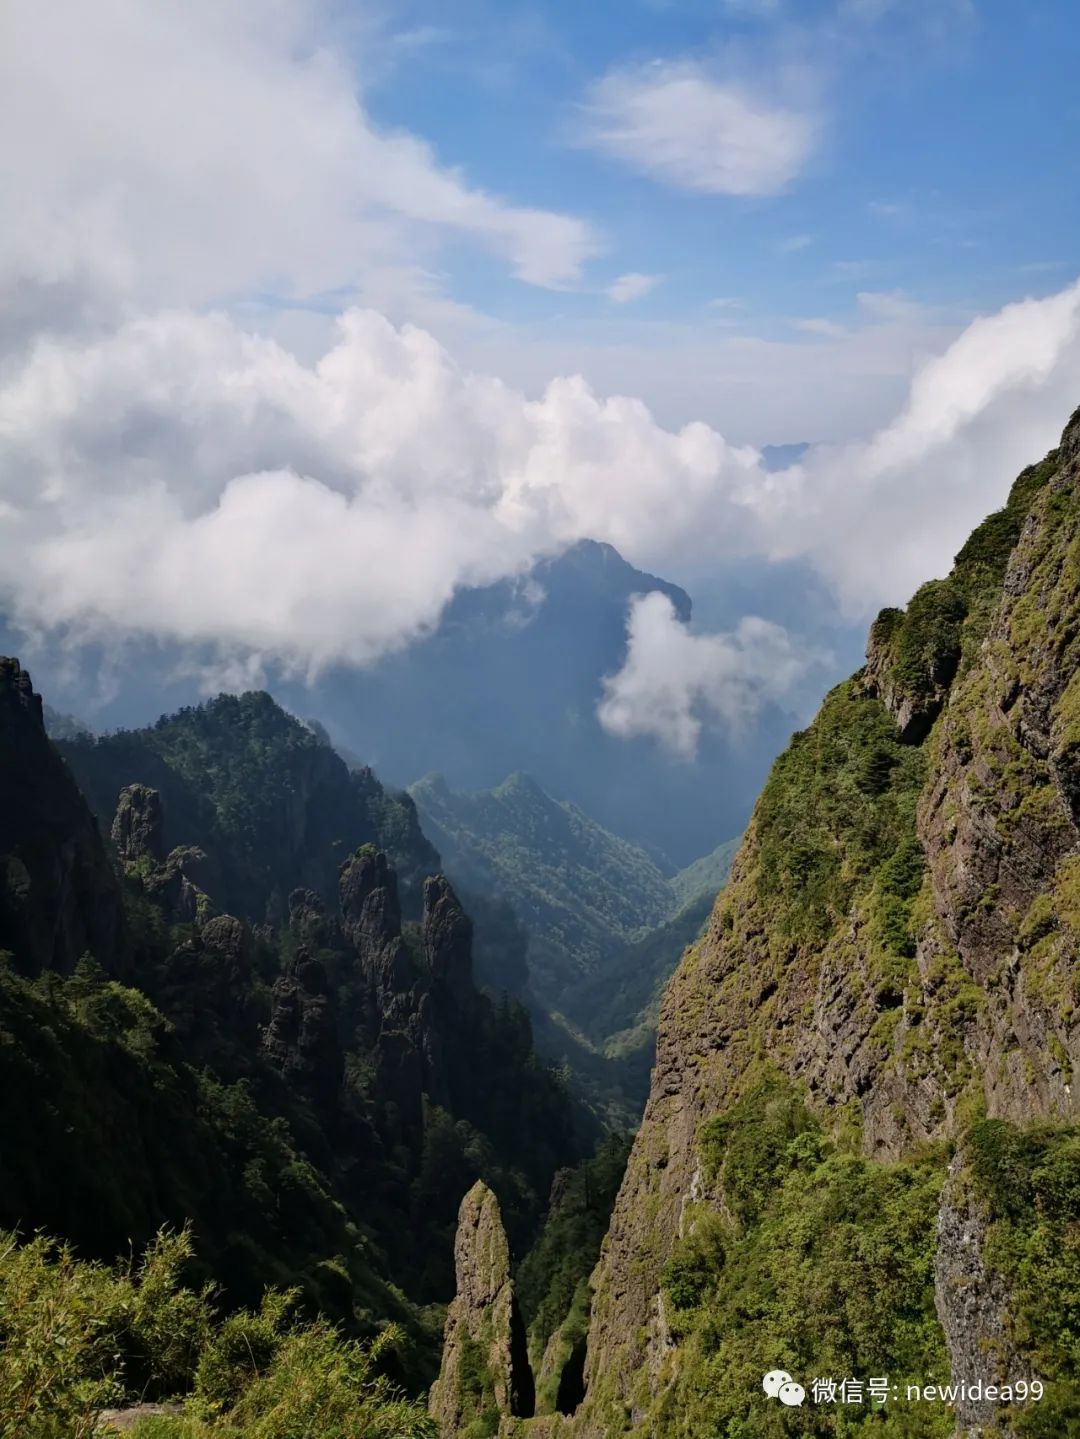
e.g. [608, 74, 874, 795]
[3, 281, 1080, 702]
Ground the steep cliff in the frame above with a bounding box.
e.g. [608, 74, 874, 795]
[0, 658, 125, 976]
[569, 413, 1080, 1436]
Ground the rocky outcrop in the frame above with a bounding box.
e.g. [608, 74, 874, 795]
[111, 783, 165, 863]
[263, 950, 343, 1112]
[935, 1163, 1027, 1437]
[423, 873, 474, 1000]
[110, 786, 213, 923]
[430, 1181, 534, 1437]
[55, 690, 439, 927]
[0, 659, 125, 976]
[862, 595, 963, 744]
[339, 847, 413, 997]
[287, 886, 336, 949]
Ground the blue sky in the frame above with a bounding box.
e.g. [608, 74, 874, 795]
[5, 0, 1080, 750]
[355, 0, 1080, 343]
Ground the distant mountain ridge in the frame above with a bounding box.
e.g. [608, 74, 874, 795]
[261, 538, 792, 867]
[410, 770, 677, 1013]
[409, 770, 738, 1123]
[56, 693, 438, 923]
[5, 538, 793, 868]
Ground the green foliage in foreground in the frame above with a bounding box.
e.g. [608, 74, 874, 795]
[0, 956, 388, 1322]
[642, 1079, 953, 1437]
[0, 1228, 433, 1439]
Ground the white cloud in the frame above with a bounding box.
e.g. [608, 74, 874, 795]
[0, 0, 600, 335]
[4, 0, 1080, 758]
[607, 273, 663, 304]
[577, 61, 818, 197]
[759, 280, 1080, 608]
[0, 308, 764, 675]
[597, 593, 814, 757]
[777, 234, 814, 253]
[5, 281, 1078, 693]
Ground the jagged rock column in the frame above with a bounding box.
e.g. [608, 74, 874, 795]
[262, 950, 344, 1113]
[430, 1181, 535, 1437]
[111, 783, 165, 863]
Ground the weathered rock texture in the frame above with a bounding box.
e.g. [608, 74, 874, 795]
[564, 414, 1080, 1436]
[55, 691, 439, 926]
[430, 1181, 535, 1437]
[935, 1163, 1028, 1437]
[111, 783, 165, 863]
[263, 950, 343, 1112]
[109, 785, 214, 924]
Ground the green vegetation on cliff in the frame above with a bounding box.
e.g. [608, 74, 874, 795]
[0, 955, 410, 1325]
[0, 669, 584, 1407]
[572, 418, 1080, 1439]
[410, 772, 737, 1124]
[965, 1120, 1080, 1435]
[516, 1133, 632, 1406]
[408, 771, 677, 1010]
[652, 1079, 951, 1437]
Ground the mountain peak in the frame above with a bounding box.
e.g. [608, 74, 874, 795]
[535, 538, 692, 623]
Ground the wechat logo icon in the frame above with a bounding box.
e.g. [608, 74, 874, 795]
[763, 1370, 806, 1406]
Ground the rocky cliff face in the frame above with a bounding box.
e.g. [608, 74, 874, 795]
[0, 659, 125, 976]
[563, 414, 1080, 1436]
[430, 1180, 535, 1437]
[263, 950, 343, 1112]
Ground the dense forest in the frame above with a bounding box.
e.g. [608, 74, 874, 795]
[0, 670, 622, 1434]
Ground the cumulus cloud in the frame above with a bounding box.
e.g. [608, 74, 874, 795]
[598, 593, 815, 757]
[577, 61, 818, 197]
[3, 280, 1080, 709]
[765, 280, 1080, 608]
[4, 0, 1080, 758]
[0, 308, 764, 674]
[0, 0, 599, 334]
[607, 273, 663, 304]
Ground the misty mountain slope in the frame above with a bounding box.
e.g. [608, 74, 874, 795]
[433, 413, 1080, 1437]
[667, 836, 741, 912]
[274, 538, 793, 866]
[8, 538, 796, 872]
[410, 772, 739, 1127]
[566, 837, 740, 1052]
[409, 770, 677, 1011]
[569, 415, 1080, 1437]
